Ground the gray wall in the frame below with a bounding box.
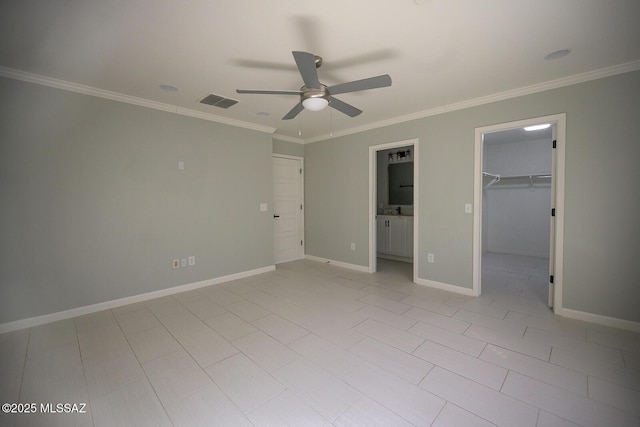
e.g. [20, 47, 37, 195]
[305, 70, 640, 323]
[2, 70, 639, 325]
[273, 138, 305, 157]
[0, 77, 274, 324]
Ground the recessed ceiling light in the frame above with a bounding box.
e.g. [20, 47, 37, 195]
[544, 49, 571, 60]
[524, 123, 551, 131]
[159, 84, 178, 92]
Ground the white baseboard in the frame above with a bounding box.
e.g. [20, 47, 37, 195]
[415, 277, 477, 296]
[557, 307, 640, 333]
[304, 255, 371, 273]
[0, 265, 275, 334]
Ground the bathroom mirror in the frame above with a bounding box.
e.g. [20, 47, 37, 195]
[388, 162, 413, 205]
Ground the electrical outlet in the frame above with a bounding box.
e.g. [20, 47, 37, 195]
[188, 255, 195, 266]
[350, 242, 356, 251]
[172, 259, 180, 269]
[427, 253, 435, 263]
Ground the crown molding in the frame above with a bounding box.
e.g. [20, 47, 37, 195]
[0, 66, 276, 135]
[3, 60, 639, 144]
[303, 60, 640, 144]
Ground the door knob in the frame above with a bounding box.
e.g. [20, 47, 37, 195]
[273, 215, 280, 218]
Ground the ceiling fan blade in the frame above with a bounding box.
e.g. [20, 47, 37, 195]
[292, 51, 321, 89]
[327, 74, 392, 95]
[328, 96, 362, 117]
[233, 58, 295, 71]
[236, 89, 301, 95]
[282, 102, 305, 120]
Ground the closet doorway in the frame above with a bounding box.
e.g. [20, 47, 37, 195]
[473, 114, 566, 312]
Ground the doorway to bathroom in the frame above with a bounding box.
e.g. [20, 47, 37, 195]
[369, 138, 418, 282]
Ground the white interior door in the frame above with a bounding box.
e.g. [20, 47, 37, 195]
[273, 156, 304, 264]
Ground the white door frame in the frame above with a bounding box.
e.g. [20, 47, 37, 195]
[369, 138, 419, 282]
[473, 114, 566, 312]
[273, 154, 305, 263]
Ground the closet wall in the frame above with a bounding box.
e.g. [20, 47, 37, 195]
[483, 137, 552, 258]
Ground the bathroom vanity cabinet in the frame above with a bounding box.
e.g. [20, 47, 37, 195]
[376, 215, 414, 260]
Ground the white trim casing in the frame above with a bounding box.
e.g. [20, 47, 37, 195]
[559, 308, 640, 333]
[304, 255, 370, 273]
[415, 278, 476, 296]
[473, 114, 567, 306]
[0, 265, 275, 334]
[369, 138, 419, 283]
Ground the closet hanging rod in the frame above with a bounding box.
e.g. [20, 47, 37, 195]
[482, 171, 500, 188]
[499, 174, 551, 180]
[483, 172, 551, 188]
[483, 172, 551, 180]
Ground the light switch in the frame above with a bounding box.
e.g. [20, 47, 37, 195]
[465, 203, 472, 214]
[260, 203, 268, 212]
[178, 160, 185, 171]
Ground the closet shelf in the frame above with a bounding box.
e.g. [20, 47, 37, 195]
[483, 172, 551, 188]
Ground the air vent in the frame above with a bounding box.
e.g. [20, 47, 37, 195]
[199, 94, 238, 109]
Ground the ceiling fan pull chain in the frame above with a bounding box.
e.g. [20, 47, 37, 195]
[329, 104, 333, 137]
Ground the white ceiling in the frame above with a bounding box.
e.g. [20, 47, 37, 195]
[1, 0, 639, 142]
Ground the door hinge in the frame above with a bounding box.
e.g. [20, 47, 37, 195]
[300, 204, 303, 210]
[549, 275, 554, 284]
[552, 140, 557, 149]
[551, 208, 556, 217]
[300, 240, 303, 246]
[300, 168, 302, 174]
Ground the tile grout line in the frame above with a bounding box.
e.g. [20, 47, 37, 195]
[8, 257, 640, 426]
[14, 327, 32, 424]
[73, 319, 96, 427]
[143, 291, 273, 423]
[111, 307, 178, 426]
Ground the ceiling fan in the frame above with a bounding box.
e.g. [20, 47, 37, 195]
[236, 51, 392, 120]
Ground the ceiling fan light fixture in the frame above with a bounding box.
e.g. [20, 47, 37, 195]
[302, 97, 329, 111]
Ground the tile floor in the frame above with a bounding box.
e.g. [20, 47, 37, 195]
[1, 254, 639, 427]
